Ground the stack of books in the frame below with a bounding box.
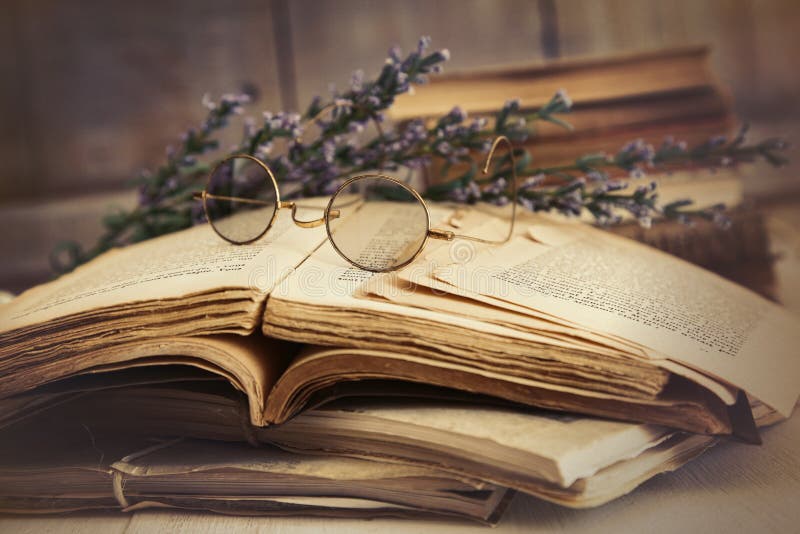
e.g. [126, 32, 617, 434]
[0, 47, 796, 525]
[0, 199, 797, 523]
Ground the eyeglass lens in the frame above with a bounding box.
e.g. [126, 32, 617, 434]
[206, 157, 279, 244]
[326, 176, 429, 271]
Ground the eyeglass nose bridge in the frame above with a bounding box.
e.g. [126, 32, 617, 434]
[280, 201, 340, 228]
[428, 228, 454, 241]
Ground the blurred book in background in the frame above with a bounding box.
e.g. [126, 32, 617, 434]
[391, 46, 735, 168]
[391, 46, 775, 299]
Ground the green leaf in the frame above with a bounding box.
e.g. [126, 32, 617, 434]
[541, 114, 573, 131]
[575, 153, 607, 169]
[662, 199, 694, 214]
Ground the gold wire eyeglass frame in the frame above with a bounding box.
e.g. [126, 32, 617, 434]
[193, 108, 518, 272]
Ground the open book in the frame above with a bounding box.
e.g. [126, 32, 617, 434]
[0, 401, 512, 523]
[0, 201, 797, 442]
[0, 367, 781, 510]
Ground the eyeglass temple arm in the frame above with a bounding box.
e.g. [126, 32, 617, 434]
[428, 136, 517, 244]
[192, 191, 274, 207]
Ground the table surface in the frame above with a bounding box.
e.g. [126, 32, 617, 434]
[2, 204, 799, 534]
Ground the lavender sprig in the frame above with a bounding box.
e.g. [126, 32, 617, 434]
[53, 37, 789, 273]
[51, 94, 249, 272]
[432, 121, 788, 228]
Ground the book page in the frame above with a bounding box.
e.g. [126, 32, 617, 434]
[270, 201, 454, 306]
[288, 399, 670, 488]
[266, 208, 621, 356]
[388, 213, 740, 404]
[1, 202, 331, 333]
[358, 275, 632, 359]
[364, 208, 653, 358]
[360, 271, 740, 406]
[433, 215, 800, 416]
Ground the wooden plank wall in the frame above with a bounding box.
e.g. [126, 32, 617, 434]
[2, 0, 799, 290]
[0, 0, 284, 202]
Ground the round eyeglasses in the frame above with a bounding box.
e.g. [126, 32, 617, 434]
[194, 136, 518, 272]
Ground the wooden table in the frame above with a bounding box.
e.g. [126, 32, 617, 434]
[2, 203, 798, 533]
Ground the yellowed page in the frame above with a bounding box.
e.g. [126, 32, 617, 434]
[268, 236, 617, 354]
[381, 211, 739, 405]
[290, 399, 670, 488]
[433, 215, 800, 416]
[358, 274, 628, 358]
[1, 203, 330, 333]
[265, 204, 674, 405]
[392, 208, 654, 355]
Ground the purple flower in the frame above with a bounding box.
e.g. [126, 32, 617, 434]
[350, 69, 364, 92]
[632, 181, 656, 196]
[256, 142, 273, 158]
[585, 170, 606, 182]
[522, 174, 545, 188]
[520, 197, 535, 211]
[243, 116, 257, 138]
[484, 177, 507, 195]
[503, 99, 521, 112]
[448, 106, 467, 123]
[417, 36, 432, 54]
[628, 167, 645, 180]
[713, 211, 732, 229]
[348, 121, 365, 134]
[606, 180, 628, 192]
[470, 117, 488, 131]
[449, 188, 468, 203]
[334, 98, 354, 110]
[191, 201, 207, 225]
[388, 45, 402, 64]
[554, 88, 572, 109]
[709, 135, 727, 147]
